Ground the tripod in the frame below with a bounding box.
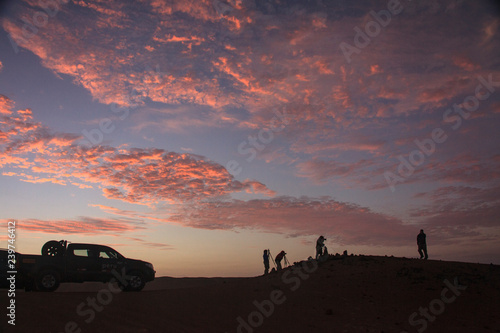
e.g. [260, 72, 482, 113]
[283, 255, 290, 267]
[268, 249, 277, 269]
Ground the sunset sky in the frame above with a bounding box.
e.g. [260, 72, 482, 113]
[0, 0, 499, 277]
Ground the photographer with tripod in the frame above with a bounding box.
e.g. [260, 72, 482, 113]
[316, 235, 326, 259]
[275, 250, 287, 271]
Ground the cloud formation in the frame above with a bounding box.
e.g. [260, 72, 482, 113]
[1, 0, 499, 255]
[1, 92, 498, 249]
[412, 185, 500, 229]
[2, 0, 499, 193]
[0, 95, 274, 205]
[0, 217, 142, 235]
[89, 195, 427, 248]
[169, 196, 413, 246]
[164, 192, 497, 249]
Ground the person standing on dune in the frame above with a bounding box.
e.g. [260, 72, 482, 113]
[417, 229, 428, 260]
[263, 249, 270, 275]
[316, 235, 326, 259]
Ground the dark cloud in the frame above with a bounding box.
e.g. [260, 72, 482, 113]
[169, 195, 413, 246]
[411, 185, 500, 229]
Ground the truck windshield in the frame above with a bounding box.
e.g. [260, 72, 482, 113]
[99, 250, 123, 259]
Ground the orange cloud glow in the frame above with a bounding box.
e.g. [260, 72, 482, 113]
[1, 217, 142, 235]
[0, 96, 274, 205]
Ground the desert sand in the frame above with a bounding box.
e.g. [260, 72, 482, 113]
[1, 255, 499, 333]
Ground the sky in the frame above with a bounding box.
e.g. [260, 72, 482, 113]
[0, 0, 499, 277]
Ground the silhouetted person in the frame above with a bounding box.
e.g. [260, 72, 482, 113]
[275, 250, 286, 270]
[417, 229, 428, 259]
[316, 235, 326, 259]
[263, 249, 270, 275]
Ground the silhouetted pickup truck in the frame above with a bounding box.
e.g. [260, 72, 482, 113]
[17, 240, 155, 292]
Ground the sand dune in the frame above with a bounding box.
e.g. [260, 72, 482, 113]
[2, 255, 499, 333]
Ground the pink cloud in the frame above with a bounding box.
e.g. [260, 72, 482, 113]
[452, 55, 480, 72]
[123, 237, 174, 250]
[426, 154, 500, 185]
[165, 191, 500, 248]
[168, 196, 414, 246]
[0, 96, 274, 205]
[418, 77, 472, 104]
[409, 185, 500, 241]
[296, 158, 375, 183]
[0, 217, 143, 235]
[0, 95, 14, 115]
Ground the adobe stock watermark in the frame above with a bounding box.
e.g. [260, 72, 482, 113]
[81, 64, 166, 146]
[7, 0, 70, 54]
[385, 73, 500, 192]
[50, 268, 131, 333]
[401, 277, 467, 333]
[6, 220, 17, 326]
[232, 260, 318, 333]
[226, 105, 291, 176]
[339, 0, 410, 64]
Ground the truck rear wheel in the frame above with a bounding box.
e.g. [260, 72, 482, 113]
[122, 270, 146, 292]
[36, 269, 60, 292]
[41, 240, 64, 257]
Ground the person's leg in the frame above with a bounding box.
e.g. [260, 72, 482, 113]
[418, 245, 424, 259]
[423, 245, 428, 259]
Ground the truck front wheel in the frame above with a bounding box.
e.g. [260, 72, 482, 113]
[122, 270, 146, 292]
[36, 270, 61, 292]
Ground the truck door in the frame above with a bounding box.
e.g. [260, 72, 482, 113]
[97, 247, 126, 281]
[66, 246, 101, 282]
